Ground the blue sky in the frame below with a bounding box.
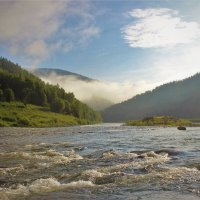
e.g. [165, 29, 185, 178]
[1, 0, 200, 100]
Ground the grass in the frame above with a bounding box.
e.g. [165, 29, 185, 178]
[0, 101, 92, 127]
[126, 116, 195, 127]
[189, 118, 200, 123]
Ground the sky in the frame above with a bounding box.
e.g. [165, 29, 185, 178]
[1, 0, 200, 102]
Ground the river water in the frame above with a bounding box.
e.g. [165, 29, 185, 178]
[0, 124, 200, 200]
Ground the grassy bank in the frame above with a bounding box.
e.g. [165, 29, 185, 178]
[0, 102, 93, 127]
[189, 118, 200, 123]
[126, 116, 194, 127]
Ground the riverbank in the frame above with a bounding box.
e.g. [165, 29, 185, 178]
[0, 102, 94, 127]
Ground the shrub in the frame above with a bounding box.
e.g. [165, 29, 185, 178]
[4, 88, 15, 102]
[50, 98, 65, 113]
[2, 116, 17, 122]
[18, 117, 30, 126]
[0, 89, 4, 101]
[0, 121, 5, 127]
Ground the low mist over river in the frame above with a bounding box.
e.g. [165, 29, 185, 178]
[0, 124, 200, 200]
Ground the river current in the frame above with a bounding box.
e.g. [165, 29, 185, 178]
[0, 124, 200, 200]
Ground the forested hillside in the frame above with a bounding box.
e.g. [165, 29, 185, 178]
[0, 57, 101, 125]
[102, 73, 200, 122]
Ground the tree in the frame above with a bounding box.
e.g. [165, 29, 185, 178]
[4, 88, 15, 102]
[37, 88, 47, 106]
[50, 98, 65, 113]
[64, 100, 71, 114]
[22, 88, 33, 105]
[0, 89, 4, 101]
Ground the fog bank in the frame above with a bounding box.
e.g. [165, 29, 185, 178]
[39, 73, 153, 110]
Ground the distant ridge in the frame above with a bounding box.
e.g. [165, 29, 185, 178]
[102, 73, 200, 122]
[34, 68, 95, 82]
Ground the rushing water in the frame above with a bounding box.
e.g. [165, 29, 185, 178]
[0, 124, 200, 200]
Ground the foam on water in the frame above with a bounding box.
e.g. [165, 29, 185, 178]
[74, 169, 128, 186]
[81, 169, 105, 181]
[116, 166, 200, 187]
[99, 151, 170, 173]
[0, 149, 83, 167]
[74, 153, 200, 187]
[0, 165, 24, 177]
[0, 178, 95, 199]
[101, 150, 138, 160]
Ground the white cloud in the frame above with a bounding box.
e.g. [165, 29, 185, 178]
[122, 8, 200, 48]
[0, 0, 100, 63]
[0, 1, 66, 62]
[121, 8, 200, 91]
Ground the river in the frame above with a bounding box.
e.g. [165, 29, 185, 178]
[0, 124, 200, 200]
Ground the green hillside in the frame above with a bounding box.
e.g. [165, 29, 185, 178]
[102, 73, 200, 122]
[0, 102, 89, 127]
[0, 57, 101, 127]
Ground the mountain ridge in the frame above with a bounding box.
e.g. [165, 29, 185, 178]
[34, 68, 95, 82]
[102, 73, 200, 122]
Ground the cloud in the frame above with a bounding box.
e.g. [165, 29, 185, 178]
[120, 8, 200, 90]
[38, 73, 150, 107]
[0, 0, 100, 63]
[25, 40, 49, 60]
[122, 8, 200, 48]
[0, 0, 66, 62]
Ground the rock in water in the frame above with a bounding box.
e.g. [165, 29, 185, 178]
[177, 126, 186, 130]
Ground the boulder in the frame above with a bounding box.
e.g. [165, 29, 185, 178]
[177, 126, 186, 130]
